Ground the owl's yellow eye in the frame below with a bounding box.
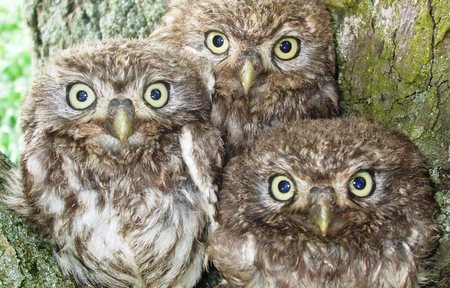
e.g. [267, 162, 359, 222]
[67, 83, 96, 110]
[144, 82, 169, 109]
[348, 171, 375, 198]
[269, 175, 296, 201]
[273, 37, 300, 60]
[205, 31, 230, 54]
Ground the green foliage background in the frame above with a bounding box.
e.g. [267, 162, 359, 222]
[0, 1, 31, 164]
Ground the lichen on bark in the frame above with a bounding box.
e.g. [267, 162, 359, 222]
[24, 0, 166, 65]
[0, 154, 75, 288]
[328, 1, 449, 285]
[329, 0, 449, 169]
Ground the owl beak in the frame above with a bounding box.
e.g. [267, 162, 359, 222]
[113, 108, 133, 141]
[309, 197, 332, 237]
[240, 59, 256, 94]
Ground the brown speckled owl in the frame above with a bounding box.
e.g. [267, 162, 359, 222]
[208, 118, 439, 287]
[153, 0, 339, 156]
[3, 39, 223, 287]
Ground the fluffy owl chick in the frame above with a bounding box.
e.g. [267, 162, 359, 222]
[154, 0, 339, 155]
[208, 118, 439, 287]
[3, 39, 223, 288]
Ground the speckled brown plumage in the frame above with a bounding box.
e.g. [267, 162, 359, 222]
[154, 0, 339, 156]
[208, 117, 439, 287]
[3, 39, 224, 288]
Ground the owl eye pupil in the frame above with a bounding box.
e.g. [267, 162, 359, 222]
[279, 41, 292, 53]
[150, 89, 162, 100]
[212, 35, 224, 48]
[352, 177, 366, 190]
[76, 90, 89, 102]
[278, 180, 291, 193]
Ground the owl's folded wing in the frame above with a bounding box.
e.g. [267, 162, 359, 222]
[179, 122, 224, 231]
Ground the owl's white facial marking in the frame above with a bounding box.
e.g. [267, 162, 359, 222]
[93, 134, 123, 153]
[93, 132, 146, 154]
[128, 132, 145, 147]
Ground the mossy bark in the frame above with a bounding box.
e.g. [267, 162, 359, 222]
[25, 0, 166, 66]
[0, 154, 75, 287]
[0, 0, 448, 286]
[326, 1, 449, 284]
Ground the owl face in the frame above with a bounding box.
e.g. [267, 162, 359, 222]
[24, 40, 213, 164]
[219, 118, 437, 245]
[13, 39, 222, 287]
[163, 0, 335, 92]
[158, 0, 338, 151]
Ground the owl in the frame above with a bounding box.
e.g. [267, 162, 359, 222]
[153, 0, 339, 156]
[208, 117, 439, 287]
[3, 38, 224, 287]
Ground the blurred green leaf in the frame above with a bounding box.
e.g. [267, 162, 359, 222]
[0, 0, 31, 163]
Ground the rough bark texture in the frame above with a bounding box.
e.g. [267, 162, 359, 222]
[26, 0, 166, 66]
[327, 1, 449, 285]
[0, 154, 75, 287]
[0, 0, 448, 286]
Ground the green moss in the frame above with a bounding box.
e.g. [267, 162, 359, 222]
[334, 0, 450, 169]
[432, 0, 450, 44]
[325, 0, 359, 10]
[24, 0, 166, 64]
[436, 190, 450, 233]
[397, 2, 433, 86]
[0, 206, 76, 287]
[0, 235, 23, 288]
[332, 2, 449, 281]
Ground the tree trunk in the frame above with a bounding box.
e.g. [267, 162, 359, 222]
[0, 0, 448, 286]
[327, 1, 449, 284]
[26, 0, 166, 66]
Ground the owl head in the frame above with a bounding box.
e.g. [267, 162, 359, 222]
[218, 118, 438, 252]
[22, 39, 214, 167]
[155, 0, 339, 150]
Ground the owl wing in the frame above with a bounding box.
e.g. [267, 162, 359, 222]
[208, 230, 259, 287]
[179, 123, 224, 230]
[0, 154, 34, 219]
[300, 80, 340, 119]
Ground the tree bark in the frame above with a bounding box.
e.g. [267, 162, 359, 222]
[0, 154, 76, 287]
[25, 0, 166, 66]
[0, 0, 448, 286]
[327, 1, 449, 284]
